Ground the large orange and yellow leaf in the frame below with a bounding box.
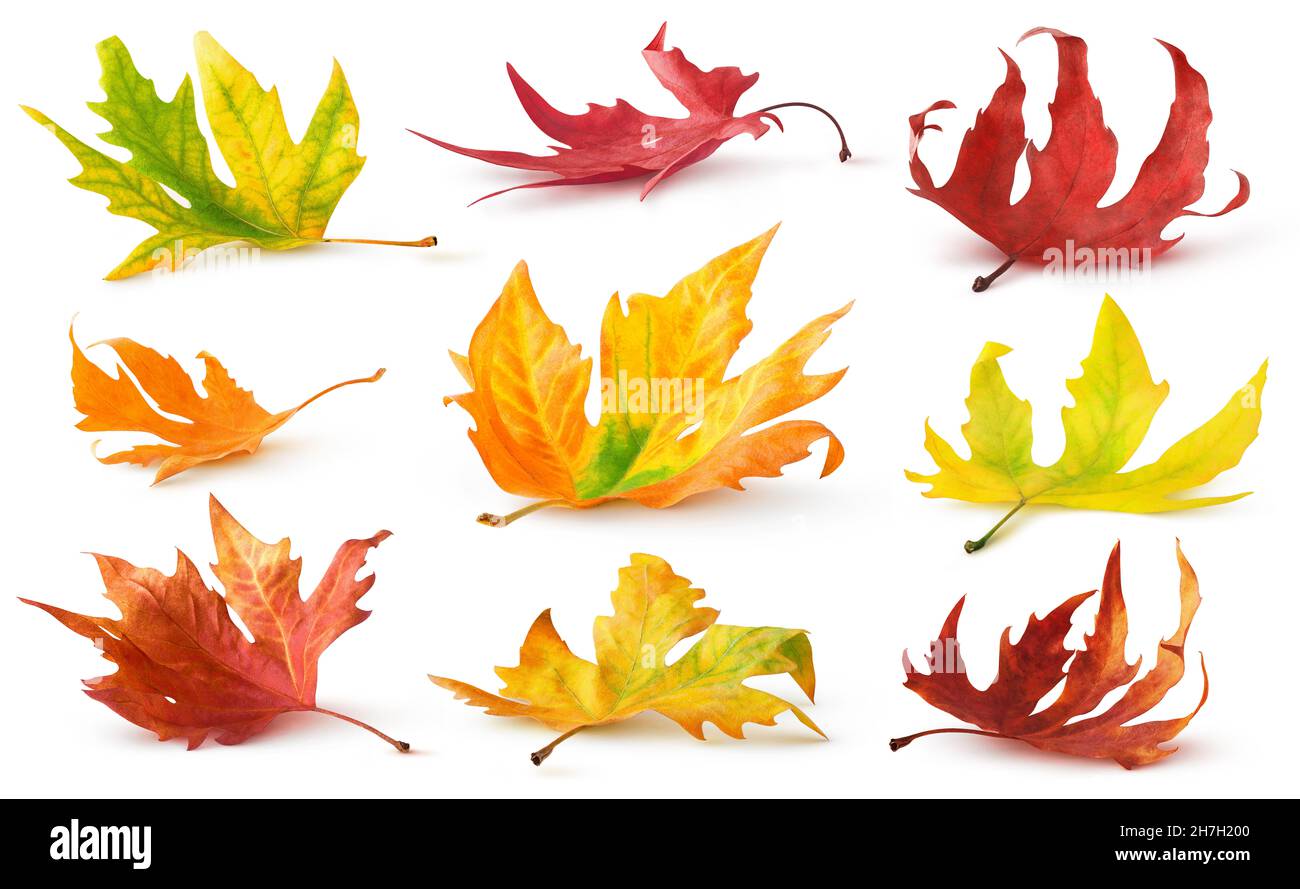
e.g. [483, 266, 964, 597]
[446, 228, 849, 525]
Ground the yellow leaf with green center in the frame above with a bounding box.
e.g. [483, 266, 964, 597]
[907, 296, 1267, 552]
[24, 32, 434, 280]
[430, 553, 822, 764]
[445, 226, 850, 526]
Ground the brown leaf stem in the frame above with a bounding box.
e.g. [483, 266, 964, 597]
[889, 727, 1027, 752]
[312, 707, 410, 752]
[530, 726, 587, 765]
[972, 256, 1016, 291]
[756, 102, 852, 162]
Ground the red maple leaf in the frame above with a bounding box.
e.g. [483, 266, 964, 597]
[411, 23, 849, 204]
[909, 27, 1249, 291]
[21, 496, 408, 752]
[891, 542, 1208, 768]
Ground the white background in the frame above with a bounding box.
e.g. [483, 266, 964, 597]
[1, 0, 1295, 799]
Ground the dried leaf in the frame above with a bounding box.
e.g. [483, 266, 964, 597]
[892, 542, 1207, 769]
[412, 23, 849, 204]
[21, 497, 405, 752]
[446, 226, 850, 526]
[909, 28, 1248, 290]
[906, 296, 1265, 551]
[25, 33, 434, 279]
[71, 326, 384, 483]
[431, 553, 822, 764]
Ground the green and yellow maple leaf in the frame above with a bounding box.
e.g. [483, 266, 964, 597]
[430, 553, 823, 764]
[907, 296, 1266, 552]
[23, 32, 434, 279]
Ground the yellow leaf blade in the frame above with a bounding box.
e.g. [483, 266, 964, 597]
[594, 554, 719, 705]
[907, 297, 1265, 548]
[431, 554, 822, 760]
[1038, 360, 1266, 511]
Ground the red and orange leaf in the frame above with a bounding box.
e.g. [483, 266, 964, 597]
[71, 326, 384, 483]
[20, 496, 406, 752]
[411, 23, 849, 204]
[892, 542, 1207, 768]
[909, 28, 1248, 290]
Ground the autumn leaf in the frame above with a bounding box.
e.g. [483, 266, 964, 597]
[906, 296, 1265, 552]
[445, 226, 850, 526]
[24, 32, 434, 280]
[21, 496, 406, 752]
[431, 553, 822, 764]
[71, 325, 384, 483]
[908, 27, 1248, 291]
[411, 23, 850, 204]
[892, 542, 1207, 769]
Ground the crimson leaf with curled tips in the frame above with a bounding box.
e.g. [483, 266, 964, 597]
[892, 542, 1207, 768]
[411, 22, 850, 204]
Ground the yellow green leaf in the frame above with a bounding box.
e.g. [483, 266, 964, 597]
[906, 296, 1266, 552]
[24, 32, 434, 279]
[446, 226, 851, 526]
[430, 553, 823, 764]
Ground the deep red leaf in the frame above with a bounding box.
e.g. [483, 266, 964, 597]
[909, 28, 1248, 290]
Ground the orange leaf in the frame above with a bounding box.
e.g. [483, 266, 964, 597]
[20, 496, 406, 752]
[892, 542, 1207, 768]
[71, 325, 384, 483]
[446, 227, 850, 526]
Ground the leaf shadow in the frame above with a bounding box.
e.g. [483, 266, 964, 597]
[894, 726, 1205, 776]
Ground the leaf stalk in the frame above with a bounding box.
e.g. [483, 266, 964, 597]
[972, 256, 1016, 292]
[530, 726, 587, 765]
[324, 235, 438, 247]
[477, 499, 572, 528]
[312, 707, 410, 752]
[964, 498, 1027, 553]
[889, 726, 1026, 751]
[756, 102, 852, 162]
